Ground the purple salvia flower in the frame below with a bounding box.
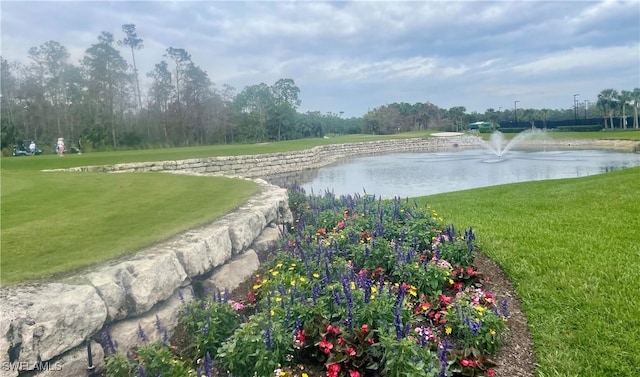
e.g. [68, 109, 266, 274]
[265, 325, 273, 350]
[332, 289, 342, 305]
[137, 324, 148, 343]
[100, 328, 117, 354]
[437, 338, 450, 377]
[154, 314, 163, 335]
[502, 298, 510, 318]
[201, 324, 209, 336]
[312, 283, 321, 305]
[204, 352, 213, 377]
[162, 329, 169, 346]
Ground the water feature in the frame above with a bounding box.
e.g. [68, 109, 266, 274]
[473, 129, 546, 158]
[266, 133, 640, 198]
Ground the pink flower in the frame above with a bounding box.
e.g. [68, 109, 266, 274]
[319, 338, 334, 354]
[326, 324, 340, 335]
[346, 347, 356, 356]
[326, 363, 341, 377]
[487, 369, 495, 376]
[361, 324, 369, 333]
[461, 359, 472, 367]
[228, 300, 244, 311]
[349, 370, 360, 377]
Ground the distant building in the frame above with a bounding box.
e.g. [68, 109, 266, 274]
[467, 121, 500, 133]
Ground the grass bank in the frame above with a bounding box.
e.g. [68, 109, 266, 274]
[420, 166, 640, 377]
[0, 172, 259, 284]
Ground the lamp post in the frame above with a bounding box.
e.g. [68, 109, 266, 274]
[573, 94, 580, 125]
[584, 100, 589, 119]
[514, 101, 519, 126]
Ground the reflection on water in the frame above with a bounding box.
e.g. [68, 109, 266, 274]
[265, 150, 640, 198]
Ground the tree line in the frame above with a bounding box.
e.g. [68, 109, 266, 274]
[1, 24, 638, 153]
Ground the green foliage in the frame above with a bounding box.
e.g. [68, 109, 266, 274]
[215, 313, 293, 377]
[105, 342, 193, 377]
[177, 299, 242, 361]
[376, 329, 439, 377]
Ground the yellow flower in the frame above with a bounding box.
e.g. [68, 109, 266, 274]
[299, 277, 306, 282]
[275, 297, 282, 302]
[313, 273, 320, 278]
[252, 284, 262, 290]
[290, 280, 296, 286]
[445, 327, 452, 335]
[350, 281, 356, 290]
[449, 279, 454, 285]
[371, 286, 377, 293]
[276, 263, 283, 268]
[302, 374, 309, 377]
[270, 310, 275, 316]
[490, 329, 496, 336]
[271, 271, 279, 276]
[290, 263, 297, 267]
[409, 286, 417, 297]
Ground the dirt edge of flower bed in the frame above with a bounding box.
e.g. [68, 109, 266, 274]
[472, 253, 536, 377]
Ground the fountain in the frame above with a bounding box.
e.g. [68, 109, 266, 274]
[476, 129, 546, 158]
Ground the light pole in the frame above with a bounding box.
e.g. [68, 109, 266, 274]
[514, 101, 519, 126]
[584, 100, 589, 119]
[573, 94, 580, 125]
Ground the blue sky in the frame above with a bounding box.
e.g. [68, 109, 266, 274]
[1, 1, 638, 117]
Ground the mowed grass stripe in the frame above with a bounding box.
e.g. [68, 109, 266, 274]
[420, 166, 640, 377]
[1, 172, 259, 284]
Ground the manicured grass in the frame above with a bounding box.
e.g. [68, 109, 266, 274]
[0, 133, 430, 172]
[0, 171, 259, 284]
[419, 167, 640, 377]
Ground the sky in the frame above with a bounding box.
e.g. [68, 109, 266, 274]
[1, 0, 639, 118]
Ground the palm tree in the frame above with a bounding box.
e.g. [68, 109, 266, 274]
[618, 90, 632, 129]
[631, 88, 640, 129]
[598, 89, 619, 129]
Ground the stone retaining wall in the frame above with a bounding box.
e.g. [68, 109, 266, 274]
[55, 137, 478, 178]
[0, 179, 292, 377]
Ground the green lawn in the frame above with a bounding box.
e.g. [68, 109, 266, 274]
[1, 172, 259, 284]
[420, 167, 640, 377]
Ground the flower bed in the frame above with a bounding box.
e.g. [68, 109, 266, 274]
[103, 187, 509, 377]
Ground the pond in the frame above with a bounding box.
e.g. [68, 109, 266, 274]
[268, 149, 640, 198]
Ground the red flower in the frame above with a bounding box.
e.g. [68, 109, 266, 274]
[296, 329, 306, 343]
[247, 290, 256, 303]
[346, 347, 356, 356]
[337, 220, 345, 228]
[319, 339, 334, 354]
[440, 294, 452, 304]
[487, 369, 495, 376]
[361, 324, 369, 333]
[317, 228, 327, 235]
[366, 338, 375, 344]
[326, 324, 340, 335]
[326, 363, 341, 377]
[453, 282, 463, 291]
[460, 359, 472, 367]
[349, 370, 360, 377]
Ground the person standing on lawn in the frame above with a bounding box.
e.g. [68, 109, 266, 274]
[56, 137, 65, 156]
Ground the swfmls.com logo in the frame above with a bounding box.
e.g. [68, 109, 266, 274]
[1, 361, 63, 372]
